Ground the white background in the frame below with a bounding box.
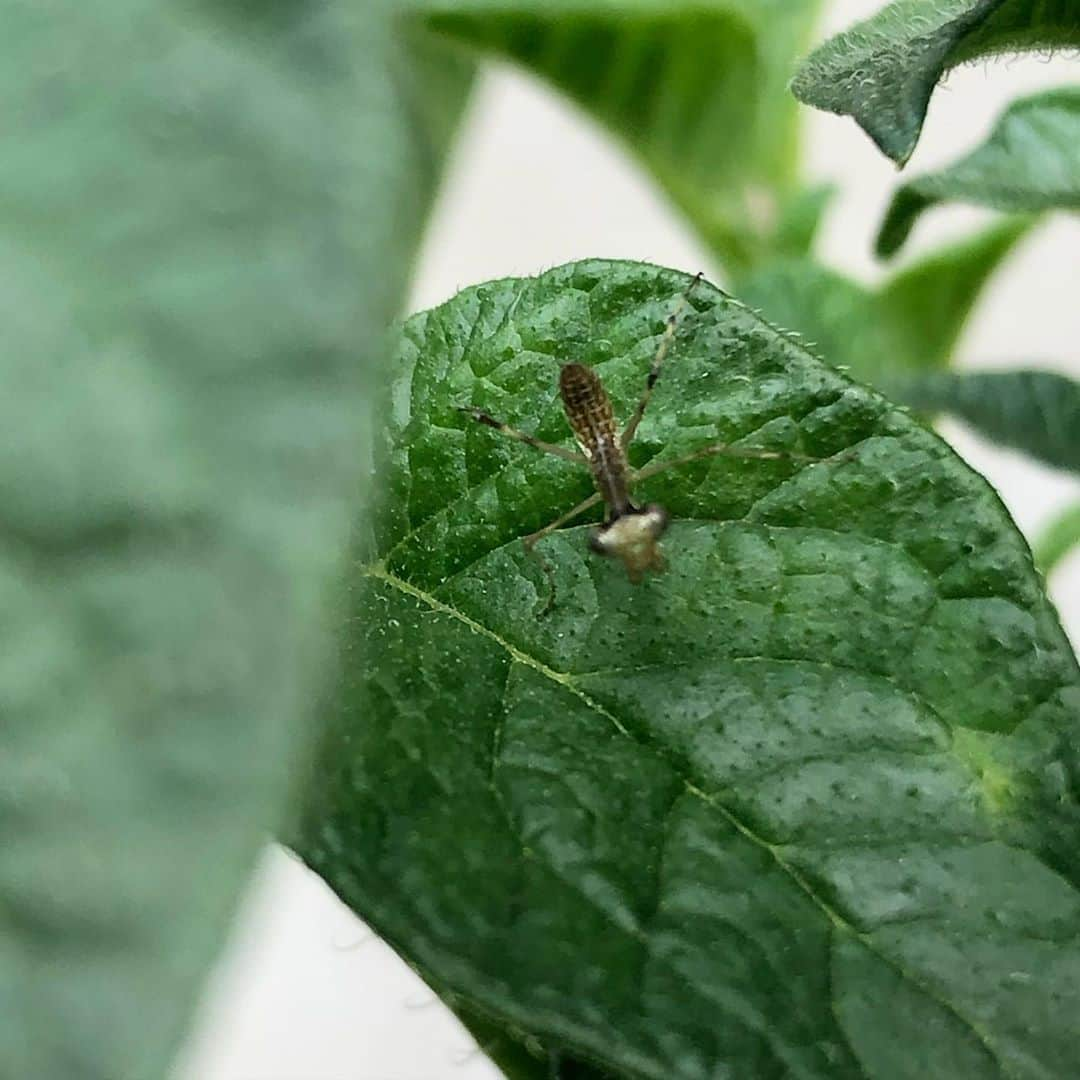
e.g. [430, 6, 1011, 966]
[175, 2, 1080, 1077]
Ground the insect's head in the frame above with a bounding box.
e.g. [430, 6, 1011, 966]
[589, 504, 669, 583]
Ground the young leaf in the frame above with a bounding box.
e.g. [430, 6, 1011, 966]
[734, 218, 1029, 381]
[878, 86, 1080, 255]
[419, 0, 823, 271]
[792, 0, 1080, 165]
[1034, 501, 1080, 576]
[0, 6, 469, 1078]
[294, 261, 1080, 1080]
[894, 369, 1080, 473]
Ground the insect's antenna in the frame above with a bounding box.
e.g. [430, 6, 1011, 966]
[621, 272, 704, 448]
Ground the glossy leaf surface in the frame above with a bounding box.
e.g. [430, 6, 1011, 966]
[296, 261, 1080, 1080]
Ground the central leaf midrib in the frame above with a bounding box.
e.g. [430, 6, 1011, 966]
[363, 563, 1008, 1073]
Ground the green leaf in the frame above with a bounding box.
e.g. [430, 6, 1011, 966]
[453, 1001, 611, 1079]
[1033, 501, 1080, 576]
[792, 0, 1080, 165]
[773, 181, 837, 259]
[420, 0, 823, 272]
[878, 86, 1080, 255]
[894, 369, 1080, 473]
[874, 216, 1031, 367]
[0, 7, 470, 1078]
[735, 218, 1029, 380]
[451, 1008, 552, 1080]
[294, 260, 1080, 1080]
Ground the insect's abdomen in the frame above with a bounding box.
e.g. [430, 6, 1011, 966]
[559, 364, 615, 442]
[559, 363, 632, 516]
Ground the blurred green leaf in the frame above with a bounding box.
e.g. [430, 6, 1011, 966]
[420, 0, 824, 272]
[1034, 501, 1080, 576]
[895, 369, 1080, 473]
[876, 216, 1032, 367]
[735, 218, 1029, 380]
[295, 260, 1080, 1080]
[792, 0, 1080, 164]
[773, 181, 837, 258]
[878, 86, 1080, 255]
[0, 6, 470, 1077]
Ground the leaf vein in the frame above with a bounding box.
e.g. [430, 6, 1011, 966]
[367, 563, 1014, 1073]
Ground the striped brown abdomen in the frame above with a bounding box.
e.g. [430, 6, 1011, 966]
[559, 363, 632, 516]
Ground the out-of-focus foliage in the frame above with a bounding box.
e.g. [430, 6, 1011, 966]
[878, 87, 1080, 255]
[895, 369, 1080, 475]
[1034, 501, 1080, 576]
[0, 5, 472, 1077]
[735, 220, 1028, 381]
[419, 0, 825, 272]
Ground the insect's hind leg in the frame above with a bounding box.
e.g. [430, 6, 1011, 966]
[621, 271, 703, 448]
[632, 441, 832, 484]
[457, 406, 586, 464]
[522, 491, 603, 617]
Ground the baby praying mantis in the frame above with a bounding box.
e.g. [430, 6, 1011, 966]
[458, 275, 816, 613]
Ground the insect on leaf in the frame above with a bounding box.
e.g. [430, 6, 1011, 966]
[295, 261, 1080, 1080]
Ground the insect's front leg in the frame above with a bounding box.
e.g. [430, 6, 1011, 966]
[621, 272, 703, 448]
[457, 406, 586, 464]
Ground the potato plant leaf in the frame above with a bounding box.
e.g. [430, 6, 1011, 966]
[420, 0, 823, 272]
[734, 218, 1028, 381]
[878, 86, 1080, 254]
[894, 369, 1080, 474]
[0, 6, 470, 1078]
[295, 261, 1080, 1080]
[452, 1001, 610, 1079]
[792, 0, 1080, 165]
